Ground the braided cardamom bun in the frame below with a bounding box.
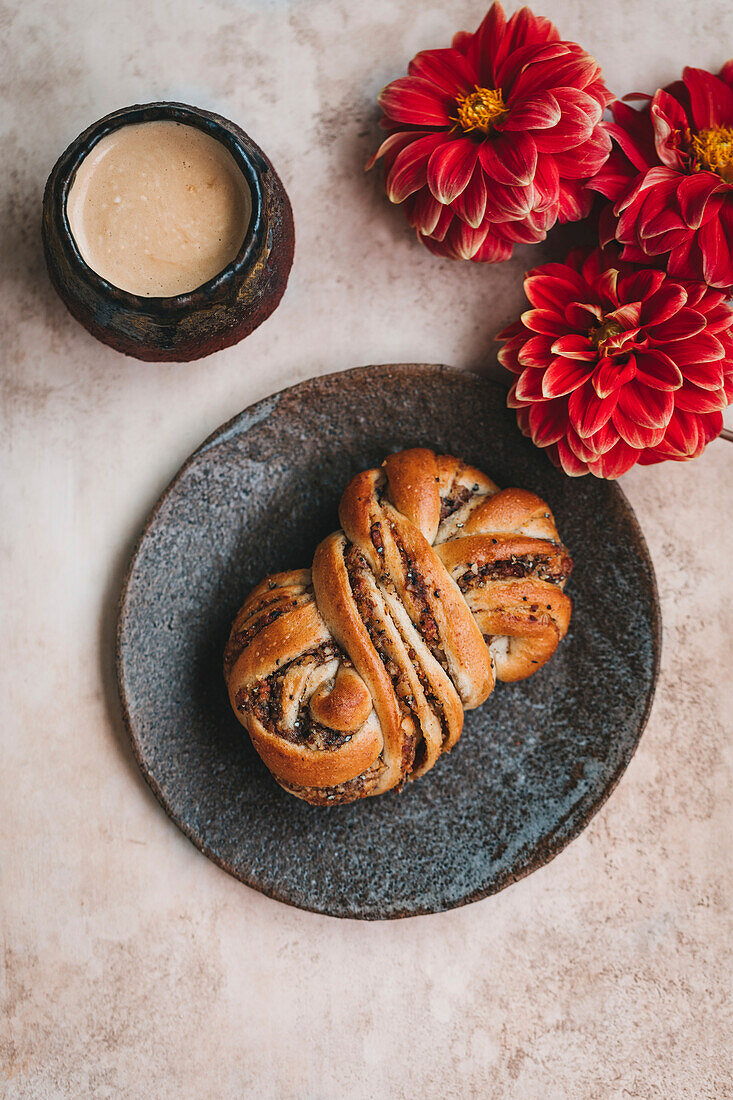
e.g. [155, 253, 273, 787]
[224, 449, 572, 805]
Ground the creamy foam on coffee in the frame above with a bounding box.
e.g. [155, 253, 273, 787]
[66, 120, 252, 297]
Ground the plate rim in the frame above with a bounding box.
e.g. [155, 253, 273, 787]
[116, 362, 662, 920]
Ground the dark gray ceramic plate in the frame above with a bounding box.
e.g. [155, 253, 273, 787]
[117, 364, 660, 919]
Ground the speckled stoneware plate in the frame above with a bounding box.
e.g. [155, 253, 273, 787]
[117, 363, 660, 919]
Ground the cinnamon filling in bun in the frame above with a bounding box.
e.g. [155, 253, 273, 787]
[279, 757, 385, 805]
[235, 642, 354, 750]
[387, 526, 443, 653]
[458, 553, 573, 590]
[439, 484, 474, 521]
[344, 546, 417, 773]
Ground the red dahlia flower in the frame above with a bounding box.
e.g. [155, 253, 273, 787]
[368, 3, 612, 261]
[498, 248, 733, 477]
[588, 63, 733, 293]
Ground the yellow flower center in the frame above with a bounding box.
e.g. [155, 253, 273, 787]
[589, 318, 624, 352]
[687, 126, 733, 183]
[453, 87, 507, 134]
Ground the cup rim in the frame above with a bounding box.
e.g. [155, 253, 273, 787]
[51, 101, 265, 313]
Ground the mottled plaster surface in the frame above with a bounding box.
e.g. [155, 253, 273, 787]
[1, 0, 731, 1096]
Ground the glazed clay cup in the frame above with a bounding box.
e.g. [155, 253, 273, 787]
[42, 102, 295, 362]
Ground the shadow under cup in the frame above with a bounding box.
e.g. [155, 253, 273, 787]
[42, 102, 295, 362]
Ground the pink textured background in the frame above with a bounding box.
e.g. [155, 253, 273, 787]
[1, 0, 731, 1095]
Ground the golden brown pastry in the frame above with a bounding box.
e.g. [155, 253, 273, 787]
[223, 449, 572, 805]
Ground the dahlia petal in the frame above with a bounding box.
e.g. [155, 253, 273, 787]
[588, 420, 620, 455]
[518, 334, 555, 368]
[555, 437, 591, 475]
[593, 356, 637, 398]
[493, 209, 554, 241]
[676, 172, 724, 230]
[366, 130, 426, 171]
[495, 40, 570, 95]
[683, 65, 733, 129]
[614, 165, 678, 214]
[501, 92, 562, 131]
[528, 399, 569, 446]
[564, 426, 598, 462]
[553, 86, 605, 122]
[634, 350, 683, 391]
[551, 128, 612, 179]
[646, 307, 707, 342]
[532, 96, 600, 153]
[635, 450, 664, 466]
[691, 282, 725, 309]
[641, 282, 688, 325]
[427, 139, 479, 203]
[638, 207, 687, 243]
[699, 213, 733, 289]
[497, 335, 526, 373]
[513, 367, 547, 402]
[404, 188, 444, 235]
[551, 334, 597, 361]
[569, 381, 619, 437]
[524, 271, 587, 311]
[637, 226, 689, 258]
[420, 220, 487, 260]
[701, 298, 733, 334]
[452, 166, 487, 228]
[463, 2, 508, 87]
[443, 219, 490, 260]
[612, 407, 666, 449]
[701, 410, 725, 443]
[679, 361, 725, 390]
[451, 30, 472, 53]
[502, 5, 560, 57]
[483, 180, 534, 220]
[586, 82, 614, 112]
[618, 268, 667, 306]
[724, 371, 733, 403]
[606, 303, 641, 330]
[629, 182, 689, 255]
[666, 236, 704, 283]
[541, 357, 594, 397]
[589, 154, 633, 203]
[658, 409, 701, 457]
[471, 231, 514, 263]
[674, 384, 727, 413]
[507, 50, 602, 101]
[594, 267, 619, 305]
[617, 382, 674, 429]
[588, 439, 642, 478]
[378, 77, 453, 127]
[557, 179, 593, 222]
[385, 133, 452, 202]
[650, 90, 688, 169]
[532, 154, 560, 209]
[664, 332, 725, 365]
[478, 132, 537, 186]
[614, 196, 647, 245]
[519, 308, 568, 336]
[603, 112, 656, 172]
[496, 319, 526, 341]
[407, 47, 478, 96]
[505, 379, 522, 408]
[418, 232, 451, 259]
[564, 301, 603, 329]
[429, 204, 454, 242]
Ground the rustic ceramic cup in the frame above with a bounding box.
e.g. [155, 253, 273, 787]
[42, 102, 295, 362]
